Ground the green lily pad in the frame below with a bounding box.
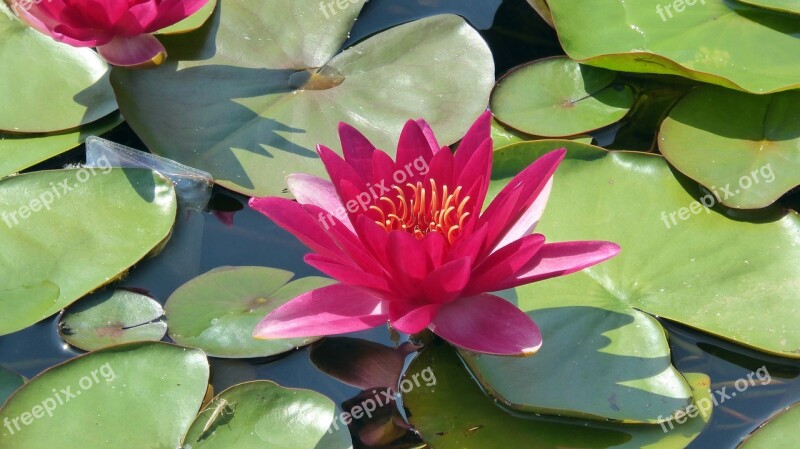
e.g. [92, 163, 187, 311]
[0, 342, 209, 447]
[0, 112, 123, 179]
[0, 282, 59, 336]
[738, 0, 800, 15]
[545, 0, 800, 94]
[491, 57, 634, 137]
[404, 342, 711, 449]
[158, 0, 217, 34]
[0, 168, 177, 336]
[659, 86, 800, 209]
[0, 366, 24, 406]
[491, 119, 592, 149]
[182, 381, 352, 448]
[0, 2, 117, 132]
[460, 304, 693, 423]
[59, 289, 167, 351]
[111, 0, 494, 197]
[738, 402, 800, 449]
[486, 141, 800, 358]
[165, 266, 334, 358]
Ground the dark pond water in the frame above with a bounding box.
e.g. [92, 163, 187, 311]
[1, 1, 799, 448]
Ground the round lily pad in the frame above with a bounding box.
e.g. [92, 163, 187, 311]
[659, 86, 800, 209]
[111, 0, 494, 197]
[738, 403, 800, 449]
[0, 168, 177, 336]
[491, 56, 634, 137]
[545, 0, 800, 94]
[0, 342, 209, 448]
[0, 2, 117, 132]
[0, 282, 59, 336]
[0, 366, 24, 406]
[486, 141, 800, 358]
[182, 381, 352, 448]
[165, 266, 335, 358]
[404, 342, 711, 449]
[0, 112, 123, 179]
[59, 289, 167, 351]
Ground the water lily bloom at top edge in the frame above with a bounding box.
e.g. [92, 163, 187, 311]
[12, 0, 209, 68]
[249, 111, 621, 357]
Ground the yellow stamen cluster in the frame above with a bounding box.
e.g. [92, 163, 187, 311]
[371, 179, 471, 244]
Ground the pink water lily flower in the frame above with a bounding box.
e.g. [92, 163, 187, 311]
[249, 112, 620, 356]
[12, 0, 209, 67]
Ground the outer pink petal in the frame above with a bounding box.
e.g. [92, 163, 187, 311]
[415, 119, 441, 155]
[430, 294, 542, 356]
[495, 241, 621, 291]
[453, 111, 491, 174]
[288, 173, 354, 234]
[479, 149, 565, 256]
[390, 303, 441, 334]
[339, 122, 377, 178]
[13, 3, 62, 41]
[492, 176, 553, 252]
[304, 254, 391, 293]
[456, 138, 492, 217]
[96, 34, 166, 67]
[395, 119, 435, 184]
[253, 284, 387, 339]
[465, 233, 546, 295]
[249, 197, 344, 261]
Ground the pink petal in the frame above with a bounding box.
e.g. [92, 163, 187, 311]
[424, 145, 455, 191]
[354, 215, 392, 268]
[415, 119, 441, 155]
[421, 257, 472, 304]
[395, 119, 436, 184]
[453, 111, 492, 175]
[421, 231, 447, 269]
[495, 241, 622, 290]
[339, 122, 377, 178]
[465, 233, 546, 295]
[13, 3, 63, 41]
[117, 2, 161, 37]
[447, 223, 488, 264]
[390, 303, 441, 334]
[249, 197, 344, 262]
[96, 34, 167, 68]
[370, 149, 397, 187]
[253, 284, 387, 339]
[288, 174, 354, 233]
[455, 138, 492, 217]
[304, 254, 391, 293]
[387, 231, 428, 294]
[492, 176, 553, 252]
[430, 294, 542, 356]
[317, 144, 368, 202]
[479, 149, 565, 256]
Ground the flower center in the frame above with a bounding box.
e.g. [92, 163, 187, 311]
[370, 179, 471, 243]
